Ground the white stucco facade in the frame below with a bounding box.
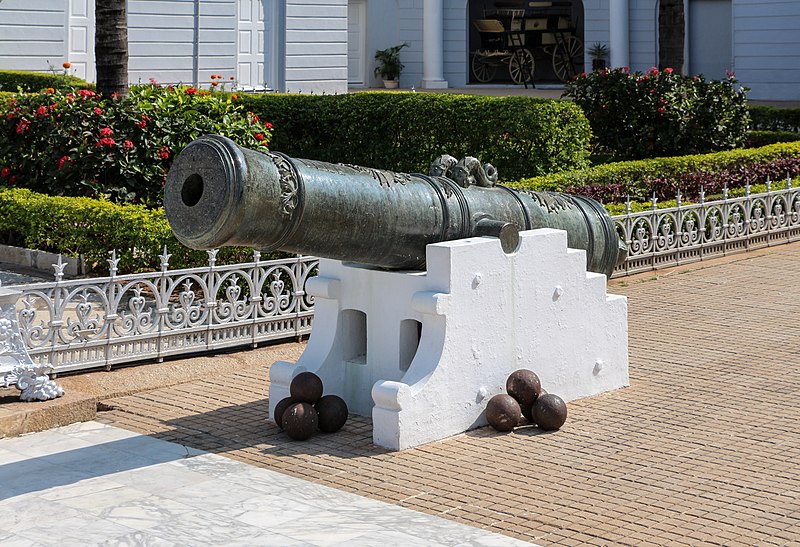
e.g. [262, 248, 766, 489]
[0, 1, 797, 99]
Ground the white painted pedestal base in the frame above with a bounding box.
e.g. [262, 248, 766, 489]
[270, 229, 628, 450]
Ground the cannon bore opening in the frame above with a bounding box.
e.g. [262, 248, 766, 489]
[181, 174, 204, 207]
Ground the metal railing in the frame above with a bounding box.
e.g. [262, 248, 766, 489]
[611, 179, 800, 277]
[12, 177, 799, 373]
[15, 250, 318, 374]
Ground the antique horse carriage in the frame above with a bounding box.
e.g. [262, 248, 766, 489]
[470, 1, 583, 85]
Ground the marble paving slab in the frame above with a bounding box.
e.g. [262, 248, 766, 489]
[0, 421, 535, 546]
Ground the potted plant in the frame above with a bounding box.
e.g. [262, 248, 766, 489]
[374, 43, 409, 89]
[588, 43, 609, 71]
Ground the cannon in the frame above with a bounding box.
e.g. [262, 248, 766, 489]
[164, 135, 626, 277]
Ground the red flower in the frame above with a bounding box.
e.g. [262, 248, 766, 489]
[149, 77, 158, 84]
[648, 67, 659, 74]
[15, 119, 30, 134]
[664, 67, 674, 74]
[254, 133, 265, 141]
[36, 106, 48, 117]
[264, 122, 273, 130]
[137, 116, 150, 129]
[250, 113, 260, 123]
[185, 87, 198, 95]
[96, 137, 116, 148]
[78, 89, 95, 98]
[57, 155, 71, 170]
[157, 146, 170, 159]
[9, 176, 16, 184]
[93, 107, 103, 115]
[123, 140, 134, 150]
[0, 167, 9, 179]
[658, 107, 666, 114]
[99, 127, 113, 137]
[621, 66, 630, 72]
[6, 112, 14, 121]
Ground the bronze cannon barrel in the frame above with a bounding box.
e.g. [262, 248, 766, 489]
[165, 135, 626, 277]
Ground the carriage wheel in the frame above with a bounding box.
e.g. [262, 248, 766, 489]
[552, 35, 583, 82]
[508, 49, 535, 85]
[471, 53, 498, 83]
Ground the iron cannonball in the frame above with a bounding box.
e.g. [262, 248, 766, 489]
[506, 369, 542, 407]
[520, 403, 534, 423]
[533, 393, 568, 431]
[290, 372, 324, 404]
[282, 402, 319, 441]
[315, 395, 349, 433]
[273, 397, 295, 429]
[486, 394, 522, 432]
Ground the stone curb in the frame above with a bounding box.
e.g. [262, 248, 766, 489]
[0, 243, 85, 277]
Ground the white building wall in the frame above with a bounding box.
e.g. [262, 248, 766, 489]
[398, 0, 424, 88]
[628, 0, 656, 71]
[394, 0, 465, 88]
[0, 0, 68, 74]
[285, 0, 348, 93]
[443, 0, 468, 87]
[583, 0, 610, 73]
[732, 0, 800, 101]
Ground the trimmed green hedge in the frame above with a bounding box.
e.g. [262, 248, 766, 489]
[510, 141, 800, 202]
[749, 106, 800, 132]
[745, 130, 800, 148]
[0, 188, 277, 274]
[0, 70, 91, 93]
[237, 92, 591, 181]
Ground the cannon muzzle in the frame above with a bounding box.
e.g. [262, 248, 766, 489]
[165, 135, 626, 276]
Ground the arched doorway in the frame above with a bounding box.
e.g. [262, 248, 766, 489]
[467, 0, 584, 84]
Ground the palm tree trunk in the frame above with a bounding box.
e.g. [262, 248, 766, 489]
[658, 0, 685, 73]
[95, 0, 129, 98]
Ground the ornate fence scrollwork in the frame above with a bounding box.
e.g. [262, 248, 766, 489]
[15, 251, 318, 374]
[13, 177, 799, 371]
[612, 179, 800, 277]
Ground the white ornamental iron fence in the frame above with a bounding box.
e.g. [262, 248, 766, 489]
[10, 175, 798, 373]
[611, 177, 800, 277]
[13, 249, 318, 374]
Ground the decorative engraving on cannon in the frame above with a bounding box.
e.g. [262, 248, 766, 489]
[164, 135, 626, 277]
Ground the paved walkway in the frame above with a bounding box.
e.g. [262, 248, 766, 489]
[3, 243, 800, 545]
[0, 422, 527, 546]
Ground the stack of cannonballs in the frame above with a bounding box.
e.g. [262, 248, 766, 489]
[273, 372, 349, 441]
[486, 369, 568, 432]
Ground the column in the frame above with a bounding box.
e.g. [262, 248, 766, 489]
[609, 0, 630, 69]
[421, 0, 448, 89]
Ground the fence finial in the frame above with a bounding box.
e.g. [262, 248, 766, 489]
[108, 250, 120, 277]
[160, 245, 172, 272]
[53, 255, 66, 282]
[207, 249, 219, 268]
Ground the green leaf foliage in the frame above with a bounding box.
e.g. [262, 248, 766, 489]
[564, 67, 750, 159]
[0, 70, 91, 93]
[236, 92, 591, 181]
[0, 85, 273, 206]
[0, 188, 277, 274]
[511, 141, 800, 203]
[748, 106, 800, 133]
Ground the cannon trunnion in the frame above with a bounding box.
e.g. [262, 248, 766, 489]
[165, 135, 625, 277]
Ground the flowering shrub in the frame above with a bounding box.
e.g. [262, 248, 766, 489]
[564, 67, 750, 160]
[0, 85, 273, 205]
[511, 141, 800, 204]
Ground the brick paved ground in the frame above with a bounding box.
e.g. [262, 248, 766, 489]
[98, 245, 800, 546]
